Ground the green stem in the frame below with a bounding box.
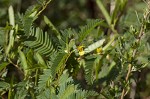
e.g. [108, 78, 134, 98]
[96, 0, 111, 25]
[36, 0, 52, 17]
[35, 69, 39, 86]
[103, 34, 118, 51]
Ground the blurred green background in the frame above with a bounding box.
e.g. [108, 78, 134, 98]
[0, 0, 150, 98]
[0, 0, 144, 28]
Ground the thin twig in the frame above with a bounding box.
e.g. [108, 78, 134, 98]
[120, 64, 132, 99]
[120, 6, 150, 99]
[120, 25, 145, 99]
[7, 58, 24, 76]
[36, 0, 52, 17]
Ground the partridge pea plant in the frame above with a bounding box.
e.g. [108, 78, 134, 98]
[0, 0, 150, 99]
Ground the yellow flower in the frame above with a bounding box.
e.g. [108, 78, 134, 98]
[96, 47, 103, 54]
[77, 45, 85, 56]
[79, 51, 85, 56]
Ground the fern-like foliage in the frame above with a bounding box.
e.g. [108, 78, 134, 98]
[0, 28, 6, 46]
[59, 28, 75, 47]
[14, 81, 28, 99]
[24, 27, 56, 57]
[0, 46, 3, 62]
[51, 52, 71, 77]
[37, 70, 73, 98]
[57, 70, 98, 99]
[38, 69, 52, 91]
[58, 84, 77, 99]
[37, 69, 99, 99]
[37, 69, 56, 98]
[76, 90, 98, 99]
[78, 19, 103, 43]
[16, 5, 39, 36]
[56, 70, 98, 99]
[0, 82, 10, 94]
[57, 70, 76, 99]
[84, 59, 95, 85]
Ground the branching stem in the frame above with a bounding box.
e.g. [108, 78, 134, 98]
[36, 0, 52, 17]
[120, 7, 150, 99]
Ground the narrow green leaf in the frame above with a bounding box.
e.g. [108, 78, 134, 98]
[0, 62, 9, 71]
[99, 61, 116, 78]
[44, 16, 61, 39]
[6, 6, 15, 55]
[84, 38, 105, 54]
[8, 6, 15, 26]
[35, 52, 47, 67]
[18, 49, 28, 74]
